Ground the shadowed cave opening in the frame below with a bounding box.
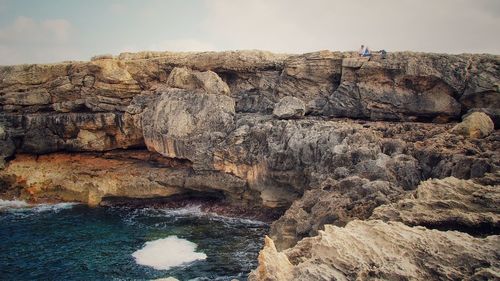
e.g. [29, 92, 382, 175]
[100, 190, 227, 208]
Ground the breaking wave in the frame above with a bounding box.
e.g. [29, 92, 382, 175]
[118, 204, 267, 227]
[0, 199, 30, 210]
[0, 199, 79, 213]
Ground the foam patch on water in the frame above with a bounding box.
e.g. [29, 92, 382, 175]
[132, 236, 207, 270]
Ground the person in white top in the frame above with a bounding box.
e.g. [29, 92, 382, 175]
[358, 45, 366, 56]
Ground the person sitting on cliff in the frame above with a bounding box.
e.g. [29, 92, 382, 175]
[358, 45, 372, 57]
[379, 49, 387, 59]
[362, 46, 372, 57]
[358, 45, 366, 56]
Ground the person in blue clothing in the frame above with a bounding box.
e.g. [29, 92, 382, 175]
[362, 45, 372, 57]
[358, 45, 372, 57]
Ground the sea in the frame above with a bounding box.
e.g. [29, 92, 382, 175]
[0, 200, 268, 281]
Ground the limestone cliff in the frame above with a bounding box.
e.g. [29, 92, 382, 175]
[0, 50, 499, 280]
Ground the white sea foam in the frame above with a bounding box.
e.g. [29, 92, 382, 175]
[0, 199, 30, 210]
[132, 236, 207, 270]
[160, 205, 204, 216]
[32, 202, 79, 213]
[0, 199, 78, 213]
[155, 205, 267, 226]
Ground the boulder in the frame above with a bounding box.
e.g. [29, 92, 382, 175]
[451, 112, 494, 138]
[166, 67, 230, 96]
[466, 108, 500, 129]
[272, 96, 306, 119]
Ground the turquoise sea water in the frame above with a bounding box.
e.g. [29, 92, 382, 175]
[0, 202, 267, 281]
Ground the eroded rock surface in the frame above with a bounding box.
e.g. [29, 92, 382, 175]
[250, 220, 500, 281]
[272, 96, 305, 119]
[0, 50, 498, 280]
[371, 174, 500, 235]
[251, 171, 500, 280]
[0, 151, 249, 206]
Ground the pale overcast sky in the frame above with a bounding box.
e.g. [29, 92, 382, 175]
[0, 0, 499, 65]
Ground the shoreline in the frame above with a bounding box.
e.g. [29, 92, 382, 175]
[0, 196, 284, 223]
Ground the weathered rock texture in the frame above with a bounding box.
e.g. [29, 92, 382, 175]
[250, 174, 500, 280]
[250, 220, 500, 281]
[0, 50, 499, 280]
[272, 96, 305, 119]
[372, 174, 500, 235]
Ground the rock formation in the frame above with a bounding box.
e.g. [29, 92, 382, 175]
[451, 111, 495, 138]
[249, 220, 500, 281]
[250, 175, 500, 280]
[272, 96, 306, 119]
[0, 50, 498, 280]
[371, 174, 500, 235]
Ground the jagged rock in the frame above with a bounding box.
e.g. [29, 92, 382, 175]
[269, 177, 405, 250]
[1, 51, 497, 120]
[451, 112, 495, 138]
[250, 220, 500, 281]
[0, 88, 51, 106]
[90, 54, 114, 61]
[118, 50, 289, 72]
[272, 96, 305, 119]
[371, 175, 500, 234]
[249, 236, 293, 281]
[0, 152, 187, 205]
[166, 67, 230, 96]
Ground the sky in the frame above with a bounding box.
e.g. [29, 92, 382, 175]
[0, 0, 499, 65]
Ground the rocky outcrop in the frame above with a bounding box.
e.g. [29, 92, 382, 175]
[0, 50, 498, 280]
[1, 50, 498, 207]
[250, 236, 294, 281]
[0, 51, 498, 209]
[269, 177, 405, 250]
[0, 150, 251, 206]
[141, 88, 235, 170]
[165, 67, 230, 96]
[372, 174, 500, 235]
[0, 123, 15, 168]
[250, 172, 500, 280]
[250, 220, 500, 281]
